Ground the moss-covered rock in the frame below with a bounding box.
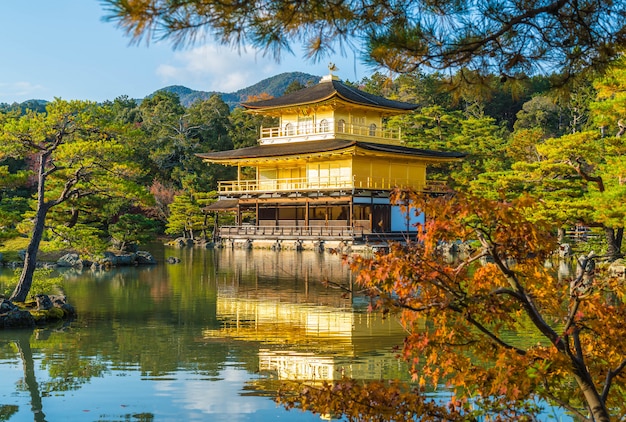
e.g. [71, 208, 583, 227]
[31, 307, 65, 322]
[0, 295, 76, 329]
[0, 309, 35, 328]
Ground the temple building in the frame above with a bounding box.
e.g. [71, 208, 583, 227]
[197, 71, 464, 248]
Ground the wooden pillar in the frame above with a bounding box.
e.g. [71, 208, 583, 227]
[213, 212, 219, 242]
[255, 201, 259, 227]
[325, 203, 329, 226]
[349, 199, 354, 227]
[370, 196, 374, 232]
[305, 200, 309, 228]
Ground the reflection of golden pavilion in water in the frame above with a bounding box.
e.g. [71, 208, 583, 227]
[206, 249, 410, 381]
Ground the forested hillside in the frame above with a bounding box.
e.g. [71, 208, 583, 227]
[156, 71, 318, 107]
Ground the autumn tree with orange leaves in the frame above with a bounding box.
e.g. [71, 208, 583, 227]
[279, 190, 626, 421]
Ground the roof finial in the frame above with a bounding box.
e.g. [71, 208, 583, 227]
[320, 62, 340, 83]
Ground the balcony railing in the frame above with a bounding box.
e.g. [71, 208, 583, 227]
[259, 120, 402, 144]
[218, 176, 449, 194]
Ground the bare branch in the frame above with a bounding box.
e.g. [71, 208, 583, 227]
[602, 358, 626, 402]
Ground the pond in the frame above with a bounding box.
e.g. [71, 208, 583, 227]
[0, 246, 412, 421]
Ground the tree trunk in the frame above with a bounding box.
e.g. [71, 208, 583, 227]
[557, 227, 566, 244]
[66, 207, 79, 228]
[605, 227, 624, 261]
[573, 367, 611, 422]
[10, 153, 51, 302]
[10, 213, 47, 302]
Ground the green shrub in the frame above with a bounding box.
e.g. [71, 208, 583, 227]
[2, 268, 64, 298]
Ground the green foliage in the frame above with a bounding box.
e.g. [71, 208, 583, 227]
[180, 95, 234, 191]
[0, 196, 29, 240]
[0, 99, 152, 301]
[3, 268, 63, 298]
[513, 95, 562, 137]
[0, 165, 29, 190]
[229, 107, 276, 149]
[393, 105, 509, 188]
[0, 100, 48, 115]
[49, 224, 108, 256]
[591, 55, 626, 136]
[103, 95, 142, 125]
[282, 80, 306, 95]
[138, 92, 236, 191]
[109, 214, 159, 251]
[448, 116, 510, 187]
[505, 128, 544, 163]
[399, 105, 464, 150]
[165, 191, 216, 239]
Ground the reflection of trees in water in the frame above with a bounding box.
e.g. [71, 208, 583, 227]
[14, 330, 46, 422]
[12, 328, 108, 421]
[0, 405, 18, 421]
[127, 413, 154, 421]
[3, 328, 160, 422]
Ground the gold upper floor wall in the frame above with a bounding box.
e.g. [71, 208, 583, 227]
[259, 104, 403, 145]
[218, 154, 431, 193]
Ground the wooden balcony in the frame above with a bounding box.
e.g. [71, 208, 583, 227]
[259, 120, 402, 145]
[218, 176, 449, 195]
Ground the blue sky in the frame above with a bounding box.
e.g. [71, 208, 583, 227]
[0, 1, 370, 104]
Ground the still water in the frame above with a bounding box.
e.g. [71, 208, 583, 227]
[0, 246, 409, 421]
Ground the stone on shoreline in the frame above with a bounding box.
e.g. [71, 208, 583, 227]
[57, 253, 84, 268]
[55, 251, 157, 269]
[0, 294, 77, 329]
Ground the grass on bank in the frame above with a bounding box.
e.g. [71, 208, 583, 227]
[0, 237, 71, 262]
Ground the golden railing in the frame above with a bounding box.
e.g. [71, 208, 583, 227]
[218, 177, 448, 194]
[259, 121, 402, 144]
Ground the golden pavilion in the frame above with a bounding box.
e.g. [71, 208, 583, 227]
[197, 71, 464, 248]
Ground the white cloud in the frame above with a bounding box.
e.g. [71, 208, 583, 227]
[153, 367, 274, 418]
[156, 45, 283, 92]
[0, 82, 46, 102]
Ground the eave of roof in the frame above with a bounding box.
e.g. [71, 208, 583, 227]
[205, 199, 239, 211]
[241, 79, 418, 112]
[196, 140, 466, 164]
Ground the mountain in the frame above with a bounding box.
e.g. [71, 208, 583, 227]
[157, 71, 320, 108]
[0, 99, 48, 113]
[0, 72, 321, 112]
